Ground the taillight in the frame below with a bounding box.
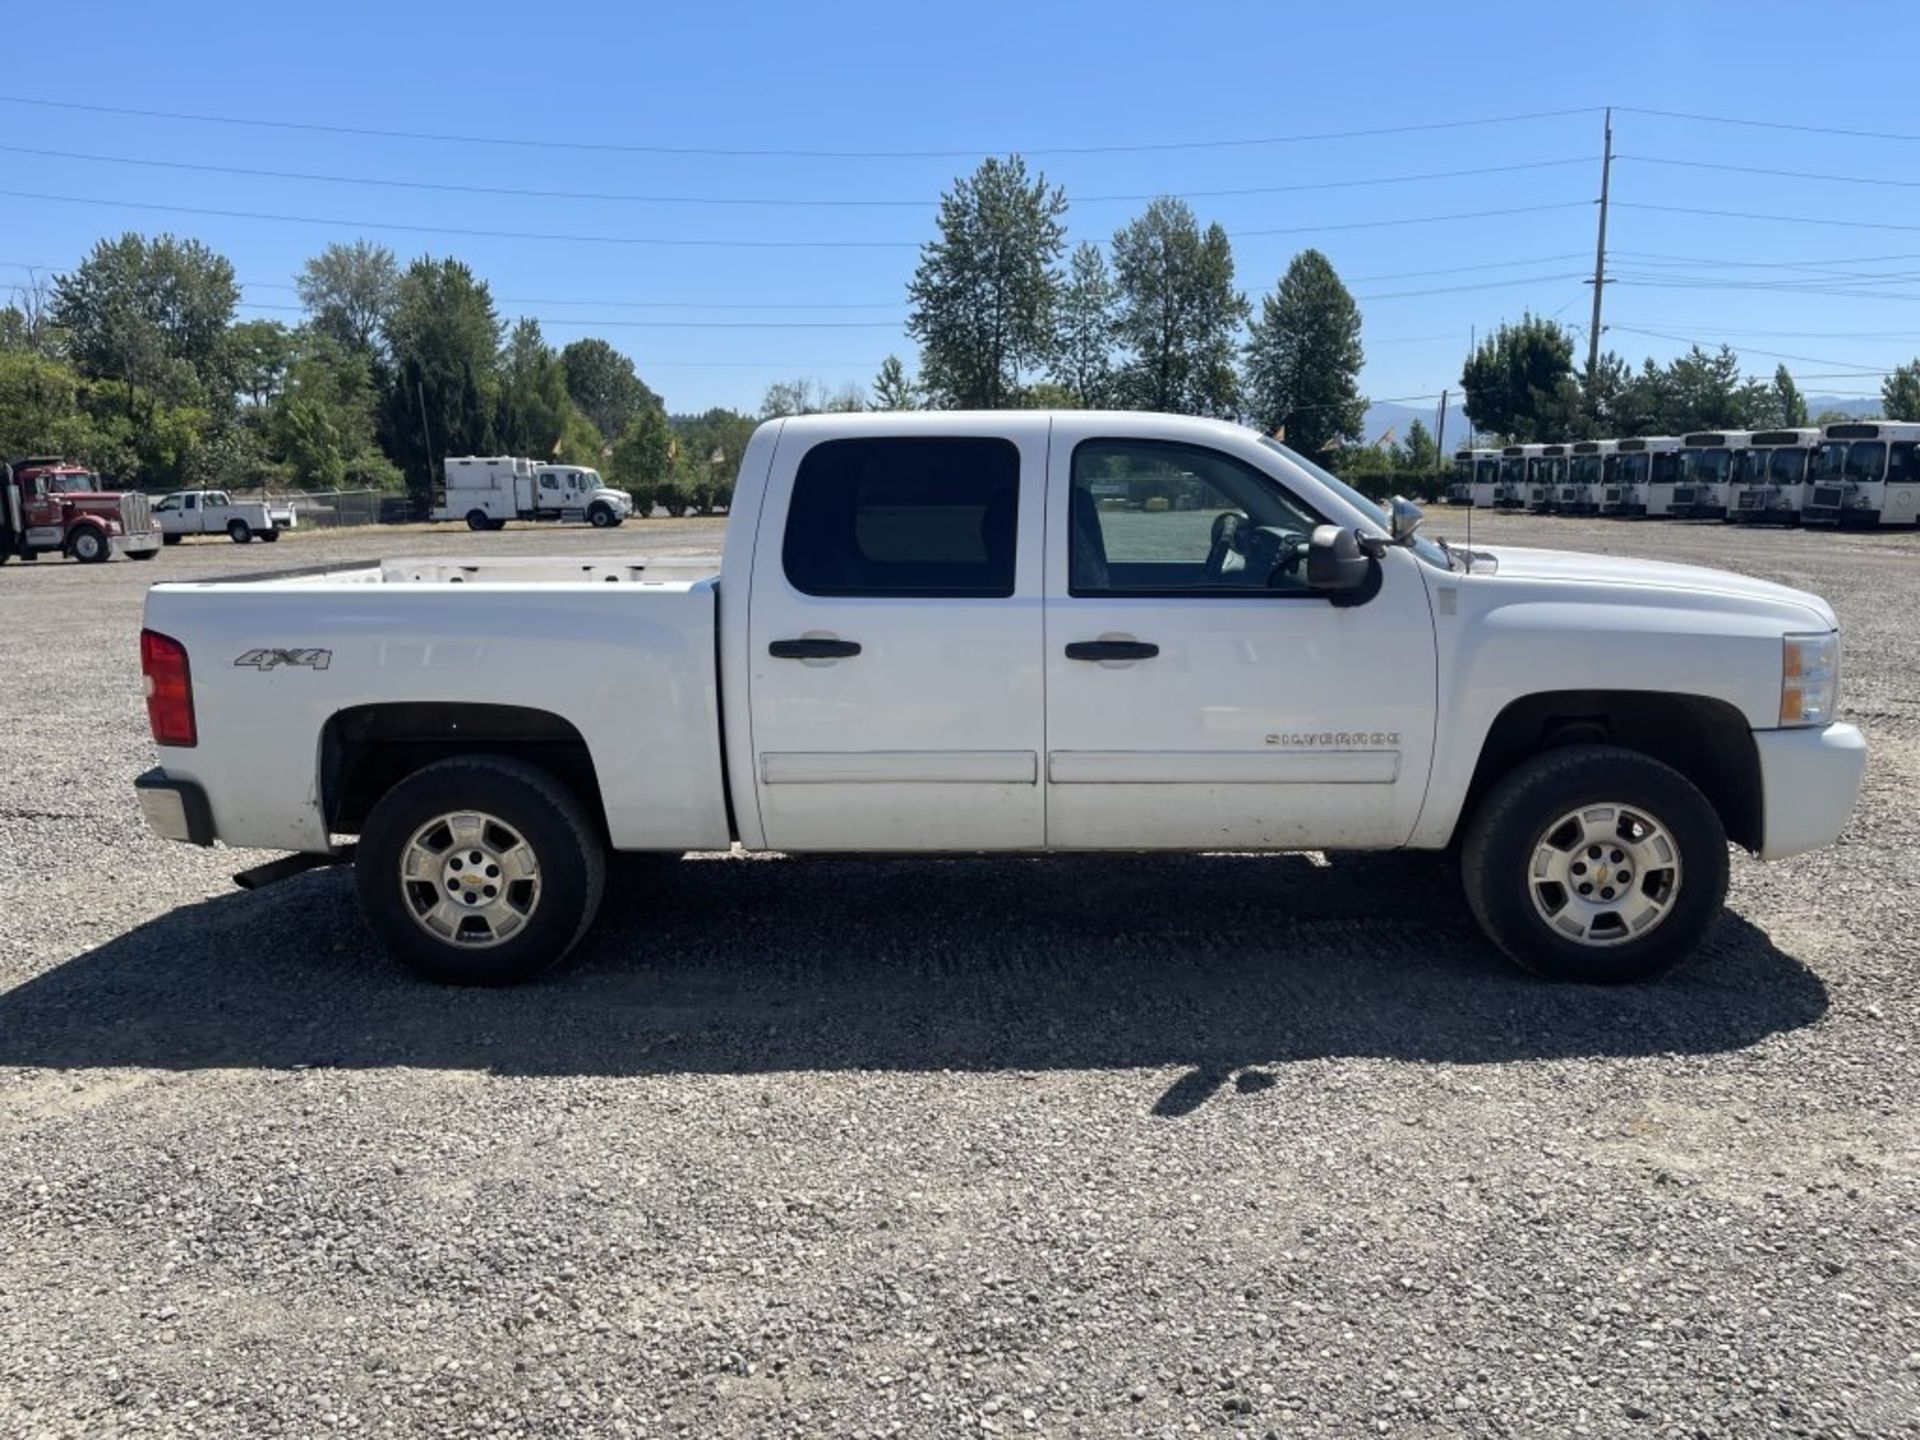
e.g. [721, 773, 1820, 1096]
[140, 628, 197, 747]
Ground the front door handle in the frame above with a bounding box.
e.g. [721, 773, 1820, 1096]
[769, 637, 862, 660]
[1065, 640, 1159, 662]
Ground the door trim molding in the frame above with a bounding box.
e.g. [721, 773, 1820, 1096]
[761, 750, 1039, 785]
[1047, 749, 1399, 785]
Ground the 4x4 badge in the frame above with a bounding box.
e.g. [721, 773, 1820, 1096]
[234, 648, 332, 671]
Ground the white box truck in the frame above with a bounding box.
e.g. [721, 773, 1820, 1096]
[432, 455, 635, 531]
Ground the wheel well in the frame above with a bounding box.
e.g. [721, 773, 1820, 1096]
[320, 703, 607, 838]
[1460, 690, 1762, 852]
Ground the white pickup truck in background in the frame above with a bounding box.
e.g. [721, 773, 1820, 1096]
[153, 489, 297, 544]
[134, 412, 1866, 987]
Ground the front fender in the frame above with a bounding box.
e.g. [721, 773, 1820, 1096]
[1408, 593, 1791, 848]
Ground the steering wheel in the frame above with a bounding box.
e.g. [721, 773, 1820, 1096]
[1262, 529, 1310, 585]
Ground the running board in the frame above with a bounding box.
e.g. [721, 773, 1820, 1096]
[233, 847, 355, 891]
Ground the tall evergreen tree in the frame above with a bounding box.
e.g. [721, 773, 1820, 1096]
[1242, 249, 1365, 455]
[380, 257, 504, 491]
[1460, 314, 1579, 441]
[1050, 242, 1118, 407]
[1110, 198, 1247, 416]
[906, 156, 1068, 409]
[297, 241, 400, 357]
[1883, 361, 1920, 421]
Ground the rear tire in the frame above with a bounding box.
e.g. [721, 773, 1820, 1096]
[1460, 744, 1728, 984]
[259, 527, 281, 543]
[227, 519, 252, 544]
[466, 510, 491, 532]
[355, 756, 606, 986]
[162, 533, 182, 546]
[126, 548, 158, 561]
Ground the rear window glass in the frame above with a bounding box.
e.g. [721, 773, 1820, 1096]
[783, 437, 1020, 598]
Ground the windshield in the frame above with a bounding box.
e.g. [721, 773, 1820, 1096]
[1257, 437, 1455, 571]
[1678, 449, 1733, 485]
[1616, 453, 1648, 486]
[1569, 456, 1602, 486]
[1732, 450, 1767, 484]
[1477, 459, 1500, 485]
[1499, 456, 1526, 485]
[44, 472, 98, 493]
[1768, 449, 1809, 484]
[1844, 441, 1886, 483]
[1816, 444, 1846, 480]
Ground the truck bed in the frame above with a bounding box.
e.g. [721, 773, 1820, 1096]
[143, 555, 731, 854]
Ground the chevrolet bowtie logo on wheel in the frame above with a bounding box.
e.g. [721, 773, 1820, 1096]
[233, 648, 332, 671]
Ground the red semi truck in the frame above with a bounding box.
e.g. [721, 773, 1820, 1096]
[1, 456, 161, 564]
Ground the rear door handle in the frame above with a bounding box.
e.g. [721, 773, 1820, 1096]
[769, 638, 862, 660]
[1065, 640, 1159, 662]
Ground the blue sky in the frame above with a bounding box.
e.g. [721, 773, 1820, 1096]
[5, 0, 1919, 417]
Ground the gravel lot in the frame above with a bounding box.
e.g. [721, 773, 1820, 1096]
[1, 511, 1915, 1439]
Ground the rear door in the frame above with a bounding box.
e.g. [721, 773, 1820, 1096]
[1042, 421, 1437, 851]
[746, 418, 1047, 851]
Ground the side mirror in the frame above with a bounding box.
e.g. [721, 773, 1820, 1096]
[1306, 524, 1371, 593]
[1387, 495, 1425, 544]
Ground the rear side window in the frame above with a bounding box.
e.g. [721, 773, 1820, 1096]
[783, 437, 1020, 597]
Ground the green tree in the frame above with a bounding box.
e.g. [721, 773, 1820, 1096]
[52, 232, 239, 421]
[561, 337, 655, 440]
[225, 319, 294, 408]
[870, 354, 920, 410]
[297, 240, 400, 356]
[1050, 242, 1117, 407]
[670, 407, 757, 513]
[1663, 344, 1758, 431]
[268, 333, 400, 490]
[761, 376, 865, 416]
[1882, 361, 1920, 421]
[907, 155, 1068, 409]
[0, 351, 84, 458]
[1402, 416, 1438, 472]
[0, 271, 63, 359]
[1111, 198, 1247, 416]
[1460, 315, 1578, 441]
[610, 403, 674, 509]
[1242, 248, 1363, 454]
[381, 257, 504, 490]
[1762, 364, 1809, 428]
[496, 318, 576, 460]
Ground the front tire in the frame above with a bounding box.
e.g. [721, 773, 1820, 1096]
[355, 756, 606, 986]
[1460, 744, 1728, 983]
[587, 502, 615, 529]
[126, 548, 158, 561]
[227, 519, 253, 544]
[162, 532, 182, 546]
[70, 528, 109, 563]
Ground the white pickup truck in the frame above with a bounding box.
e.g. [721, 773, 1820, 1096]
[152, 489, 297, 544]
[133, 412, 1866, 987]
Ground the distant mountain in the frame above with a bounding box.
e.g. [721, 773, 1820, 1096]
[1361, 397, 1474, 450]
[1803, 395, 1881, 421]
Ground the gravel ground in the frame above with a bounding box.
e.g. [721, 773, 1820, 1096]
[0, 511, 1915, 1439]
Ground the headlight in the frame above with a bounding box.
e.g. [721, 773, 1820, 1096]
[1781, 632, 1839, 727]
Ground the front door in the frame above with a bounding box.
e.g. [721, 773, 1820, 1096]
[746, 420, 1048, 851]
[1043, 428, 1437, 851]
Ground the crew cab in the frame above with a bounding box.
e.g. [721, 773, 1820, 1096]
[152, 489, 297, 544]
[133, 412, 1867, 987]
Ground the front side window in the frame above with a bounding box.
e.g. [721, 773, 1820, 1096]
[782, 437, 1019, 598]
[1888, 441, 1918, 483]
[1069, 439, 1320, 596]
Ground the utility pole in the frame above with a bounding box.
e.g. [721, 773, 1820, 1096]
[1586, 107, 1614, 386]
[1434, 387, 1448, 467]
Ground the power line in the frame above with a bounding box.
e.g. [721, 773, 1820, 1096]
[0, 93, 1602, 159]
[1616, 201, 1920, 235]
[1606, 324, 1888, 374]
[1622, 153, 1920, 190]
[1354, 271, 1589, 301]
[0, 188, 1594, 249]
[0, 189, 922, 249]
[1231, 201, 1589, 239]
[1616, 106, 1920, 144]
[233, 299, 903, 329]
[0, 142, 1595, 208]
[1343, 252, 1589, 282]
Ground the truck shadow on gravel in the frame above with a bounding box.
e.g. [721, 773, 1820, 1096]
[0, 852, 1827, 1115]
